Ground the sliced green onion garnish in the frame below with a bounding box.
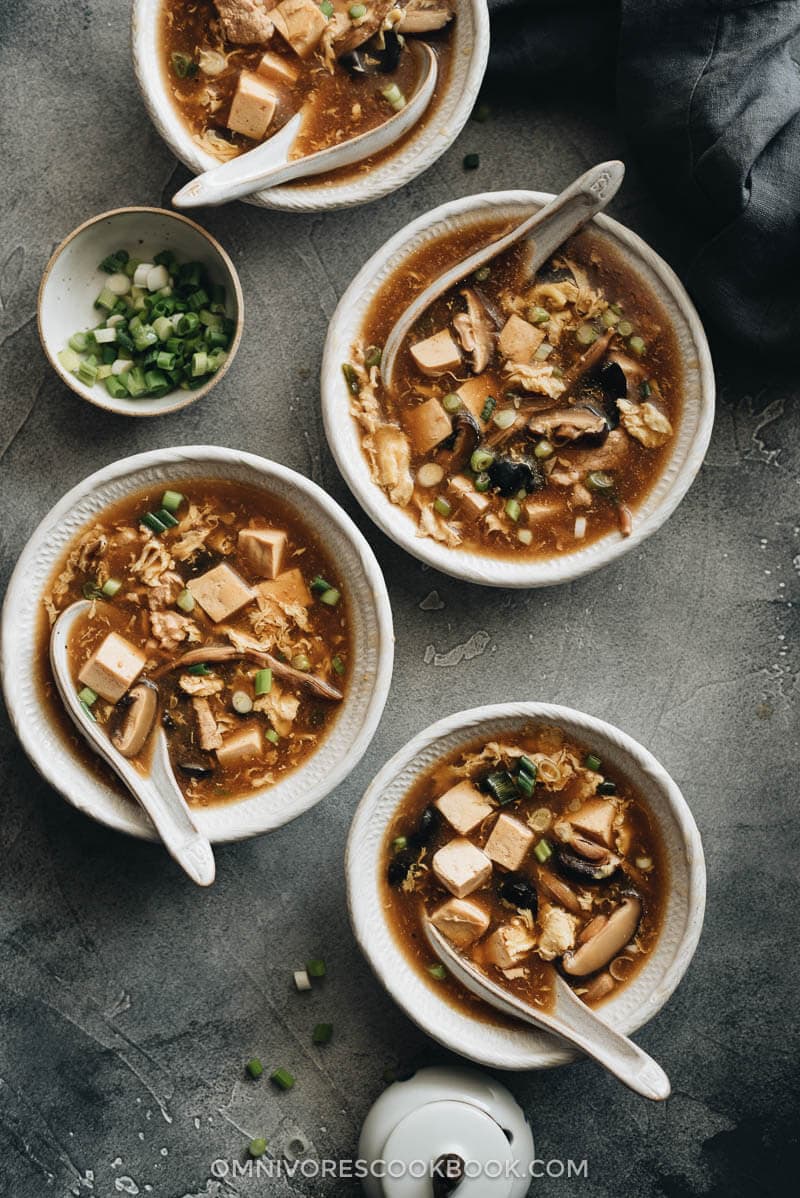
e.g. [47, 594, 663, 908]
[517, 771, 535, 797]
[629, 335, 646, 355]
[392, 835, 408, 853]
[381, 82, 406, 112]
[504, 498, 521, 522]
[519, 755, 537, 779]
[479, 396, 496, 422]
[291, 654, 311, 672]
[155, 508, 179, 528]
[528, 306, 550, 324]
[82, 581, 103, 600]
[307, 958, 326, 978]
[246, 1057, 263, 1079]
[232, 690, 253, 715]
[265, 728, 280, 745]
[474, 472, 491, 492]
[320, 587, 340, 607]
[597, 779, 617, 795]
[101, 578, 122, 598]
[171, 51, 198, 78]
[534, 438, 554, 459]
[442, 392, 462, 414]
[187, 663, 211, 676]
[254, 668, 273, 696]
[576, 323, 599, 346]
[493, 408, 517, 431]
[586, 470, 615, 495]
[312, 1023, 333, 1045]
[349, 2, 366, 16]
[270, 1068, 295, 1091]
[427, 963, 447, 981]
[617, 319, 633, 337]
[342, 362, 360, 394]
[249, 1139, 267, 1158]
[320, 0, 334, 14]
[364, 344, 382, 367]
[331, 655, 345, 676]
[474, 265, 491, 282]
[585, 753, 602, 772]
[534, 341, 554, 361]
[639, 379, 653, 399]
[310, 575, 332, 593]
[470, 448, 494, 473]
[80, 700, 97, 722]
[140, 511, 167, 535]
[533, 839, 553, 864]
[78, 686, 98, 707]
[433, 497, 452, 518]
[176, 588, 195, 613]
[485, 770, 517, 805]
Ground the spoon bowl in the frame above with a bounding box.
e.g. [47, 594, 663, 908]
[50, 600, 216, 886]
[424, 919, 670, 1101]
[380, 160, 625, 389]
[173, 41, 437, 210]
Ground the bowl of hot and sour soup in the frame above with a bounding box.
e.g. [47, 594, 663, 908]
[322, 189, 715, 586]
[0, 447, 394, 842]
[347, 703, 705, 1070]
[132, 0, 489, 211]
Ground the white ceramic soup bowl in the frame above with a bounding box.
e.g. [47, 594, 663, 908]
[322, 189, 716, 586]
[1, 446, 394, 844]
[347, 702, 706, 1071]
[38, 207, 243, 416]
[131, 0, 490, 212]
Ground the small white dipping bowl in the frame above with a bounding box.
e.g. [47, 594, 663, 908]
[131, 0, 489, 212]
[347, 702, 705, 1071]
[38, 207, 243, 416]
[1, 446, 394, 843]
[322, 190, 716, 587]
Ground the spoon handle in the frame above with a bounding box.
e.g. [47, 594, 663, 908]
[552, 978, 671, 1101]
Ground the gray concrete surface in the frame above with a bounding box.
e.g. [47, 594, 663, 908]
[1, 3, 797, 1196]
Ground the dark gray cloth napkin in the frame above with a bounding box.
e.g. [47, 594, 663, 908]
[487, 0, 800, 358]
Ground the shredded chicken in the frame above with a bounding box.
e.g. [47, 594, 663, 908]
[131, 536, 174, 587]
[179, 673, 225, 697]
[617, 398, 674, 448]
[253, 684, 301, 736]
[149, 610, 201, 652]
[365, 424, 414, 506]
[537, 905, 577, 960]
[416, 499, 462, 548]
[192, 696, 223, 751]
[170, 503, 221, 561]
[503, 361, 567, 400]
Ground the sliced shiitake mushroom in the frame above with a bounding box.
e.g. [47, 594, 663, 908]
[452, 288, 495, 374]
[111, 680, 159, 759]
[177, 759, 214, 779]
[555, 844, 620, 884]
[538, 869, 582, 914]
[438, 409, 481, 475]
[562, 895, 642, 976]
[528, 405, 609, 447]
[581, 970, 615, 1004]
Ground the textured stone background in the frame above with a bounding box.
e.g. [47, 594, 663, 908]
[0, 3, 797, 1196]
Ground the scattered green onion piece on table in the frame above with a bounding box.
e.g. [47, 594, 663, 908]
[463, 153, 480, 170]
[307, 958, 326, 978]
[101, 578, 122, 598]
[254, 668, 273, 696]
[187, 663, 211, 676]
[585, 752, 602, 772]
[176, 588, 195, 613]
[249, 1139, 267, 1159]
[427, 963, 447, 981]
[534, 839, 553, 864]
[433, 497, 452, 519]
[78, 686, 97, 707]
[270, 1068, 295, 1091]
[312, 1023, 333, 1045]
[246, 1058, 263, 1079]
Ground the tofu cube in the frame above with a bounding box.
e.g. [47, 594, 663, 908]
[257, 49, 301, 86]
[432, 838, 492, 899]
[78, 632, 147, 704]
[406, 396, 452, 455]
[498, 314, 545, 362]
[485, 813, 535, 871]
[216, 724, 264, 767]
[569, 798, 616, 848]
[258, 567, 311, 608]
[272, 0, 327, 59]
[227, 71, 278, 141]
[187, 563, 255, 623]
[238, 527, 287, 579]
[484, 919, 537, 970]
[449, 474, 491, 515]
[435, 780, 494, 835]
[409, 329, 462, 377]
[456, 375, 497, 423]
[430, 897, 490, 948]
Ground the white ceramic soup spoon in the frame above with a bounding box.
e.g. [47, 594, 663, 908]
[50, 600, 216, 886]
[380, 159, 626, 390]
[424, 918, 670, 1101]
[172, 41, 437, 210]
